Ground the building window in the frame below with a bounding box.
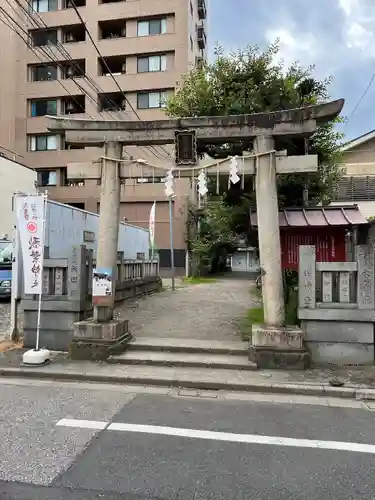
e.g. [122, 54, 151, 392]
[136, 177, 164, 184]
[137, 18, 167, 37]
[137, 54, 167, 73]
[29, 135, 58, 152]
[31, 65, 57, 82]
[30, 99, 57, 117]
[31, 29, 58, 46]
[190, 35, 194, 51]
[137, 91, 167, 109]
[31, 0, 57, 12]
[37, 170, 57, 186]
[190, 0, 193, 16]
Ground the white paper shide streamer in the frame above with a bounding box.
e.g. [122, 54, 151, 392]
[197, 169, 208, 197]
[229, 156, 240, 185]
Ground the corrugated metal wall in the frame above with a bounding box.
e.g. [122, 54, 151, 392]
[46, 201, 150, 259]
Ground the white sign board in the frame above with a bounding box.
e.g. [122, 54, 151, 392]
[15, 194, 45, 294]
[92, 268, 113, 297]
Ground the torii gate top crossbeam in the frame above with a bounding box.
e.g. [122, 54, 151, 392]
[46, 99, 344, 146]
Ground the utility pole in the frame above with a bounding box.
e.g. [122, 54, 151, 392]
[168, 196, 176, 291]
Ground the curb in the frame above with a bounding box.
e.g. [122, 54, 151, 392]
[1, 366, 375, 401]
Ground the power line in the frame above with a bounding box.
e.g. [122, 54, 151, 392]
[0, 8, 95, 116]
[346, 71, 375, 126]
[10, 0, 135, 124]
[4, 0, 173, 162]
[25, 0, 170, 160]
[12, 0, 116, 115]
[6, 0, 108, 115]
[68, 0, 173, 161]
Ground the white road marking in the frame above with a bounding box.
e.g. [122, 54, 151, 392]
[56, 418, 108, 430]
[106, 422, 375, 454]
[55, 418, 375, 454]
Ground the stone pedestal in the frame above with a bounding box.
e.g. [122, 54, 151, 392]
[249, 324, 310, 370]
[69, 318, 131, 361]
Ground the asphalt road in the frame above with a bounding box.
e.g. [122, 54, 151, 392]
[0, 378, 375, 500]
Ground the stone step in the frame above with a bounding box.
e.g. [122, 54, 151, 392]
[127, 337, 249, 356]
[108, 351, 256, 371]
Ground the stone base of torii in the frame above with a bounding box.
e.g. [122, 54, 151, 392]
[47, 99, 344, 368]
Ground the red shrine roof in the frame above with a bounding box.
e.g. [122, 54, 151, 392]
[250, 205, 368, 227]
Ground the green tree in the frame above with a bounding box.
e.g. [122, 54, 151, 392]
[166, 42, 344, 272]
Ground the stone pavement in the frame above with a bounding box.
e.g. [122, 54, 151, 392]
[1, 349, 375, 400]
[0, 301, 11, 341]
[0, 300, 23, 342]
[114, 275, 256, 342]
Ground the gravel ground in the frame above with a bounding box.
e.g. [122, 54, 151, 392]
[114, 275, 257, 342]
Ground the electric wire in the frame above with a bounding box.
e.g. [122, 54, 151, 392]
[12, 0, 119, 117]
[2, 0, 173, 162]
[0, 8, 95, 117]
[67, 0, 173, 161]
[346, 72, 375, 127]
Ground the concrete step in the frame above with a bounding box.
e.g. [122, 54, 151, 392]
[127, 337, 249, 356]
[108, 351, 256, 371]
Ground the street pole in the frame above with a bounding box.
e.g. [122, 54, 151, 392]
[168, 196, 176, 291]
[93, 141, 122, 322]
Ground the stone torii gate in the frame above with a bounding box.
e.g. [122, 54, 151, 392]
[47, 99, 344, 366]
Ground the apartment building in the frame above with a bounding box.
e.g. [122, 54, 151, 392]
[0, 0, 208, 271]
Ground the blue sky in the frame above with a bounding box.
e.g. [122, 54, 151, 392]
[208, 0, 375, 141]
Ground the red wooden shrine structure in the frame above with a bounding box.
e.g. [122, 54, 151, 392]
[250, 206, 368, 270]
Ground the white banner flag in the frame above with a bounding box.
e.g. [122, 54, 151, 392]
[15, 195, 46, 295]
[149, 201, 156, 250]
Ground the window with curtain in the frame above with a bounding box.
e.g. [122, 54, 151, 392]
[31, 0, 57, 12]
[30, 99, 57, 117]
[137, 91, 167, 109]
[137, 18, 167, 36]
[38, 170, 57, 186]
[137, 54, 167, 73]
[29, 135, 58, 151]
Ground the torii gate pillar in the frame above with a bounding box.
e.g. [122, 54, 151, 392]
[254, 135, 284, 327]
[93, 141, 122, 322]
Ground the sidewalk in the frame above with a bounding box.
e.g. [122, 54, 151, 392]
[1, 349, 375, 401]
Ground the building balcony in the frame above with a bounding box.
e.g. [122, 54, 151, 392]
[25, 78, 84, 99]
[31, 5, 87, 28]
[25, 147, 102, 169]
[96, 0, 177, 21]
[197, 25, 206, 50]
[97, 32, 176, 58]
[197, 0, 207, 20]
[26, 39, 89, 65]
[95, 71, 178, 94]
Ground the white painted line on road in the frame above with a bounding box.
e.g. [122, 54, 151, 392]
[56, 418, 108, 430]
[107, 422, 375, 455]
[55, 418, 375, 454]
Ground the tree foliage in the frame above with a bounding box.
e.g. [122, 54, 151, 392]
[166, 42, 345, 272]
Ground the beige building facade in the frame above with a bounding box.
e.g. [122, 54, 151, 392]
[0, 0, 208, 269]
[331, 130, 375, 219]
